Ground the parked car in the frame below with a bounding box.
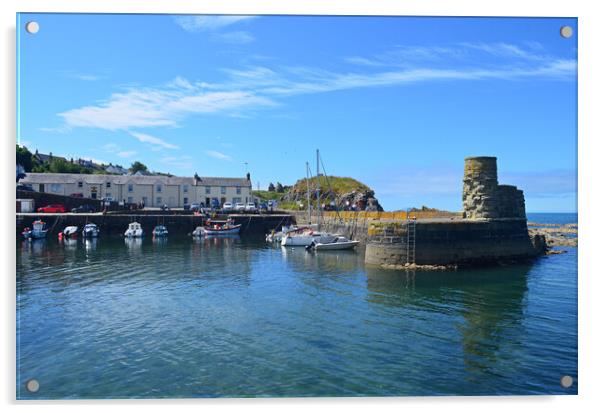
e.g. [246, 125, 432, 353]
[17, 184, 34, 191]
[245, 202, 257, 213]
[234, 202, 246, 212]
[222, 202, 233, 212]
[160, 204, 170, 211]
[190, 202, 202, 212]
[101, 197, 115, 202]
[210, 199, 221, 210]
[259, 202, 269, 212]
[37, 204, 66, 213]
[69, 193, 84, 198]
[71, 204, 96, 213]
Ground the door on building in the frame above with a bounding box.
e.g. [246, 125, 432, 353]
[220, 197, 226, 206]
[91, 187, 98, 199]
[39, 184, 45, 193]
[205, 197, 210, 207]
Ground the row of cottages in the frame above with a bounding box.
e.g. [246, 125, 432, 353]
[20, 173, 253, 208]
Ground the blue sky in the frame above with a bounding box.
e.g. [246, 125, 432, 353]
[17, 14, 577, 212]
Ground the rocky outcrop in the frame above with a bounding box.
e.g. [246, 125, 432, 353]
[281, 177, 383, 211]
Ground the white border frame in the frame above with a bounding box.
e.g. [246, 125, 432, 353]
[2, 1, 600, 412]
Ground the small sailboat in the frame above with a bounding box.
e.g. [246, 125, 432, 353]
[82, 223, 100, 238]
[124, 222, 144, 238]
[307, 236, 360, 251]
[152, 225, 168, 237]
[62, 226, 79, 239]
[22, 220, 48, 240]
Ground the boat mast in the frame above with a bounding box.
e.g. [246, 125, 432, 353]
[306, 161, 312, 224]
[316, 149, 320, 229]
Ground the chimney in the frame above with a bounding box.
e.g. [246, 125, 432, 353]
[246, 172, 251, 181]
[193, 172, 200, 186]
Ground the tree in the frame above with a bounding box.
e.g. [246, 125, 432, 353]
[16, 145, 34, 172]
[276, 182, 284, 193]
[268, 182, 275, 192]
[129, 161, 148, 174]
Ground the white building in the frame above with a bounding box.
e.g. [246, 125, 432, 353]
[20, 173, 253, 208]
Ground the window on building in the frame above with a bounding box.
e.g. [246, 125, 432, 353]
[128, 184, 133, 193]
[183, 197, 189, 205]
[156, 197, 162, 205]
[236, 186, 241, 195]
[50, 183, 62, 193]
[106, 182, 111, 188]
[156, 185, 162, 193]
[221, 186, 226, 195]
[39, 184, 45, 193]
[78, 181, 83, 188]
[183, 184, 188, 193]
[205, 186, 211, 194]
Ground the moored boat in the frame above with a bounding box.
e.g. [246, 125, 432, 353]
[281, 228, 336, 247]
[307, 236, 360, 251]
[62, 226, 79, 239]
[152, 225, 168, 237]
[82, 223, 100, 238]
[22, 220, 48, 240]
[124, 222, 144, 238]
[202, 223, 241, 236]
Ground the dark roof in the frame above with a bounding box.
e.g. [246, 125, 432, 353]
[21, 173, 251, 187]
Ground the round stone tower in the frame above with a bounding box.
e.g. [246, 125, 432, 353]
[462, 156, 499, 219]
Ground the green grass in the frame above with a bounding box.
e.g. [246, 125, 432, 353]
[252, 190, 285, 201]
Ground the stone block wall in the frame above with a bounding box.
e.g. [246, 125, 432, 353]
[462, 157, 526, 220]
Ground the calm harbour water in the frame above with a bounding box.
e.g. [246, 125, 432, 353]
[17, 214, 577, 398]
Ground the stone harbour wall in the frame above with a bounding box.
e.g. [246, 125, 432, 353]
[365, 219, 545, 267]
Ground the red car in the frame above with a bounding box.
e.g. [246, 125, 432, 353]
[37, 204, 67, 213]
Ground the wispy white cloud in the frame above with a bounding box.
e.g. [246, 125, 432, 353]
[58, 79, 276, 130]
[117, 150, 137, 158]
[129, 131, 179, 150]
[205, 150, 232, 161]
[173, 15, 256, 32]
[51, 42, 575, 137]
[160, 155, 195, 171]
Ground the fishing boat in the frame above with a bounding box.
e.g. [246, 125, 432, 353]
[22, 220, 48, 240]
[307, 236, 360, 251]
[62, 226, 79, 239]
[82, 223, 100, 238]
[152, 225, 168, 237]
[202, 222, 242, 236]
[124, 222, 144, 238]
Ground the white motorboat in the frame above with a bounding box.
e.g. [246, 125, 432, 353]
[22, 220, 48, 240]
[124, 222, 144, 238]
[281, 228, 337, 247]
[308, 236, 360, 251]
[152, 225, 168, 237]
[266, 225, 299, 243]
[62, 226, 79, 238]
[82, 223, 100, 238]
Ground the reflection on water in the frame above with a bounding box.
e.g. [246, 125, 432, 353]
[17, 237, 577, 398]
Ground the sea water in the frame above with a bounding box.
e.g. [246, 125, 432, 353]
[16, 214, 577, 398]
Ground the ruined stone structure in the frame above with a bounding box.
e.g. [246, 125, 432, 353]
[462, 156, 526, 220]
[363, 156, 544, 268]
